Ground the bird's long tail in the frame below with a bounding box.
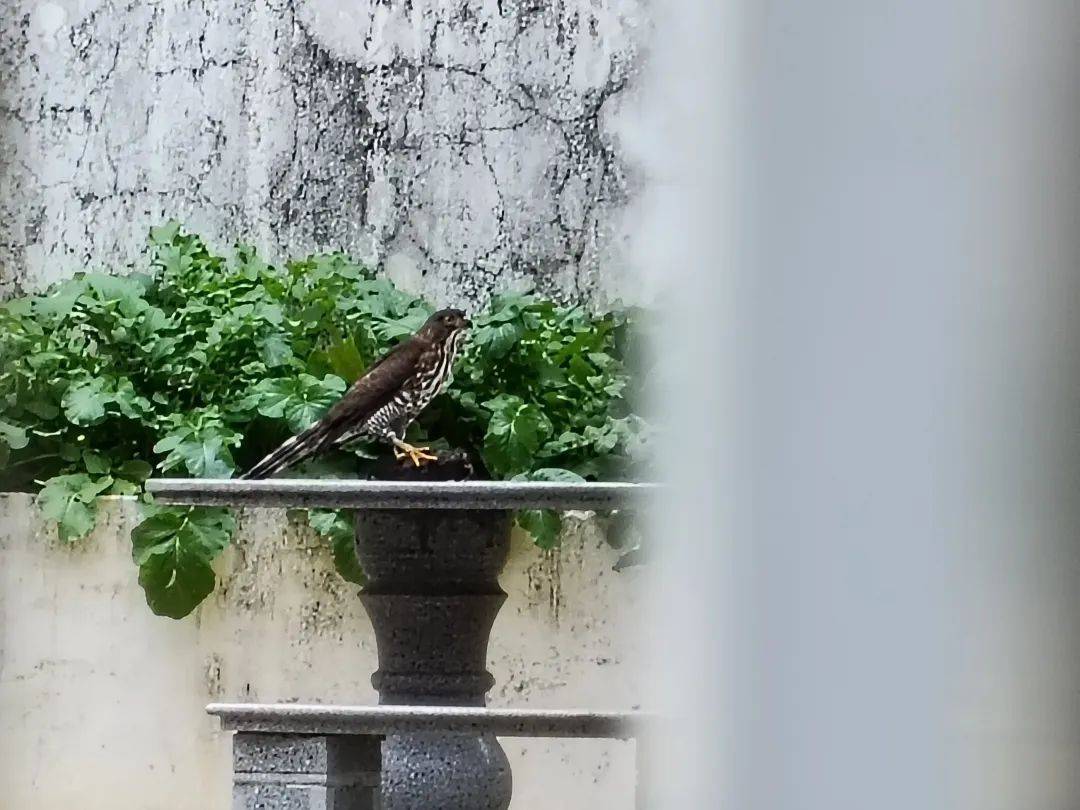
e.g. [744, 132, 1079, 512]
[240, 422, 332, 480]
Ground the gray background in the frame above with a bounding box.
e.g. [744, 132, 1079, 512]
[642, 1, 1080, 809]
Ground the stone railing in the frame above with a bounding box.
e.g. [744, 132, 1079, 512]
[209, 704, 646, 809]
[146, 470, 657, 810]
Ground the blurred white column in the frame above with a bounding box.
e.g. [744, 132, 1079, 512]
[635, 1, 1080, 808]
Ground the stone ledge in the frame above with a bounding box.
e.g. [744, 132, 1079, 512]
[147, 478, 659, 511]
[210, 704, 644, 740]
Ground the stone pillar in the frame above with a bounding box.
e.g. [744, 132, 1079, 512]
[231, 733, 380, 810]
[354, 457, 513, 810]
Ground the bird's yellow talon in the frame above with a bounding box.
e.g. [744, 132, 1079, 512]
[394, 441, 439, 467]
[410, 448, 439, 467]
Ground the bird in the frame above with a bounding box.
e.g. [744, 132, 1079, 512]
[241, 308, 471, 479]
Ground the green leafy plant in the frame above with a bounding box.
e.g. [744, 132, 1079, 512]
[131, 505, 235, 619]
[0, 224, 649, 618]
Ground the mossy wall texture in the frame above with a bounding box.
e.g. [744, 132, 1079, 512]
[0, 495, 646, 809]
[0, 0, 646, 306]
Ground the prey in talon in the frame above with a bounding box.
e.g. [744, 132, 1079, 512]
[242, 309, 471, 478]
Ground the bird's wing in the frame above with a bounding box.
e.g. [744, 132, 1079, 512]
[320, 337, 424, 433]
[240, 338, 424, 479]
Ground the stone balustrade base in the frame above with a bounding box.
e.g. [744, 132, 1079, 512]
[232, 733, 381, 810]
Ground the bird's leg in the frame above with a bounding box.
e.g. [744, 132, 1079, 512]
[391, 436, 439, 467]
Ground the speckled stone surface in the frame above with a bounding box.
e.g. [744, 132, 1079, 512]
[145, 478, 658, 511]
[232, 782, 374, 810]
[231, 733, 379, 810]
[216, 707, 644, 809]
[165, 458, 647, 807]
[354, 456, 513, 809]
[380, 732, 510, 810]
[233, 734, 380, 776]
[211, 704, 641, 740]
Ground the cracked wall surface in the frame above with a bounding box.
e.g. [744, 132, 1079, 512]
[0, 0, 647, 306]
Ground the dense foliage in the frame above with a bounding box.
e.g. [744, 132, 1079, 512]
[0, 224, 648, 618]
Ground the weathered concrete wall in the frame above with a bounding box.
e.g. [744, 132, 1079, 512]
[0, 494, 644, 809]
[0, 0, 645, 306]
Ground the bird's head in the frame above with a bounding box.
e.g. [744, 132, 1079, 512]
[420, 308, 472, 341]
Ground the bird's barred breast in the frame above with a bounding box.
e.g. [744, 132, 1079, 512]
[360, 329, 465, 441]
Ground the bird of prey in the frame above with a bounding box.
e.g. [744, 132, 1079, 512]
[241, 308, 471, 479]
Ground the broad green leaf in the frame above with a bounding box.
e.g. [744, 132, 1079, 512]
[254, 302, 284, 325]
[131, 509, 186, 564]
[23, 399, 59, 419]
[37, 474, 102, 542]
[152, 432, 186, 454]
[306, 508, 346, 538]
[239, 381, 290, 419]
[62, 381, 110, 425]
[183, 507, 235, 557]
[109, 479, 141, 496]
[162, 435, 235, 478]
[78, 475, 113, 500]
[307, 509, 366, 586]
[56, 500, 97, 541]
[259, 334, 293, 367]
[33, 285, 82, 322]
[156, 245, 193, 275]
[473, 321, 524, 358]
[536, 361, 568, 387]
[331, 530, 366, 586]
[0, 419, 28, 451]
[138, 548, 217, 619]
[148, 221, 181, 245]
[243, 374, 346, 433]
[233, 244, 269, 280]
[283, 396, 326, 431]
[325, 337, 368, 383]
[511, 468, 586, 483]
[482, 395, 553, 477]
[484, 291, 533, 322]
[138, 305, 170, 334]
[117, 460, 153, 483]
[1, 297, 32, 317]
[82, 450, 111, 474]
[374, 308, 431, 340]
[112, 379, 152, 418]
[153, 417, 240, 478]
[131, 506, 235, 618]
[516, 509, 562, 550]
[86, 273, 145, 304]
[583, 424, 621, 453]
